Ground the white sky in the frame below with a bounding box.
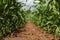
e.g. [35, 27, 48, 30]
[17, 0, 39, 10]
[18, 0, 34, 6]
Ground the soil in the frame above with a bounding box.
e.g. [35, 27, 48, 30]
[1, 22, 60, 40]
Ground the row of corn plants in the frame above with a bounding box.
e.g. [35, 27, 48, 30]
[0, 0, 60, 37]
[0, 0, 25, 36]
[24, 0, 60, 37]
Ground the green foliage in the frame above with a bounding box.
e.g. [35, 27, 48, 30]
[25, 0, 60, 37]
[0, 0, 60, 37]
[0, 0, 25, 36]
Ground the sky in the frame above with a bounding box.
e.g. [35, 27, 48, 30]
[17, 0, 34, 9]
[18, 0, 34, 5]
[17, 0, 40, 10]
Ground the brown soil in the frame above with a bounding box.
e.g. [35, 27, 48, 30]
[2, 22, 60, 40]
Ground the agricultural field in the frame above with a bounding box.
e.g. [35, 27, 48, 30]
[0, 0, 60, 40]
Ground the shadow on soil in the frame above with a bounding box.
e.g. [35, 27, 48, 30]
[0, 37, 4, 40]
[0, 27, 25, 40]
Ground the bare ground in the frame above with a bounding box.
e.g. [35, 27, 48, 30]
[2, 22, 60, 40]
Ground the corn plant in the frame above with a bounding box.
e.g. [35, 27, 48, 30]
[0, 0, 25, 36]
[25, 0, 60, 37]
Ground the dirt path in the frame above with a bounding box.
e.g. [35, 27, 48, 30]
[4, 22, 59, 40]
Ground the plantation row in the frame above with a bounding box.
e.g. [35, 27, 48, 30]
[0, 0, 60, 37]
